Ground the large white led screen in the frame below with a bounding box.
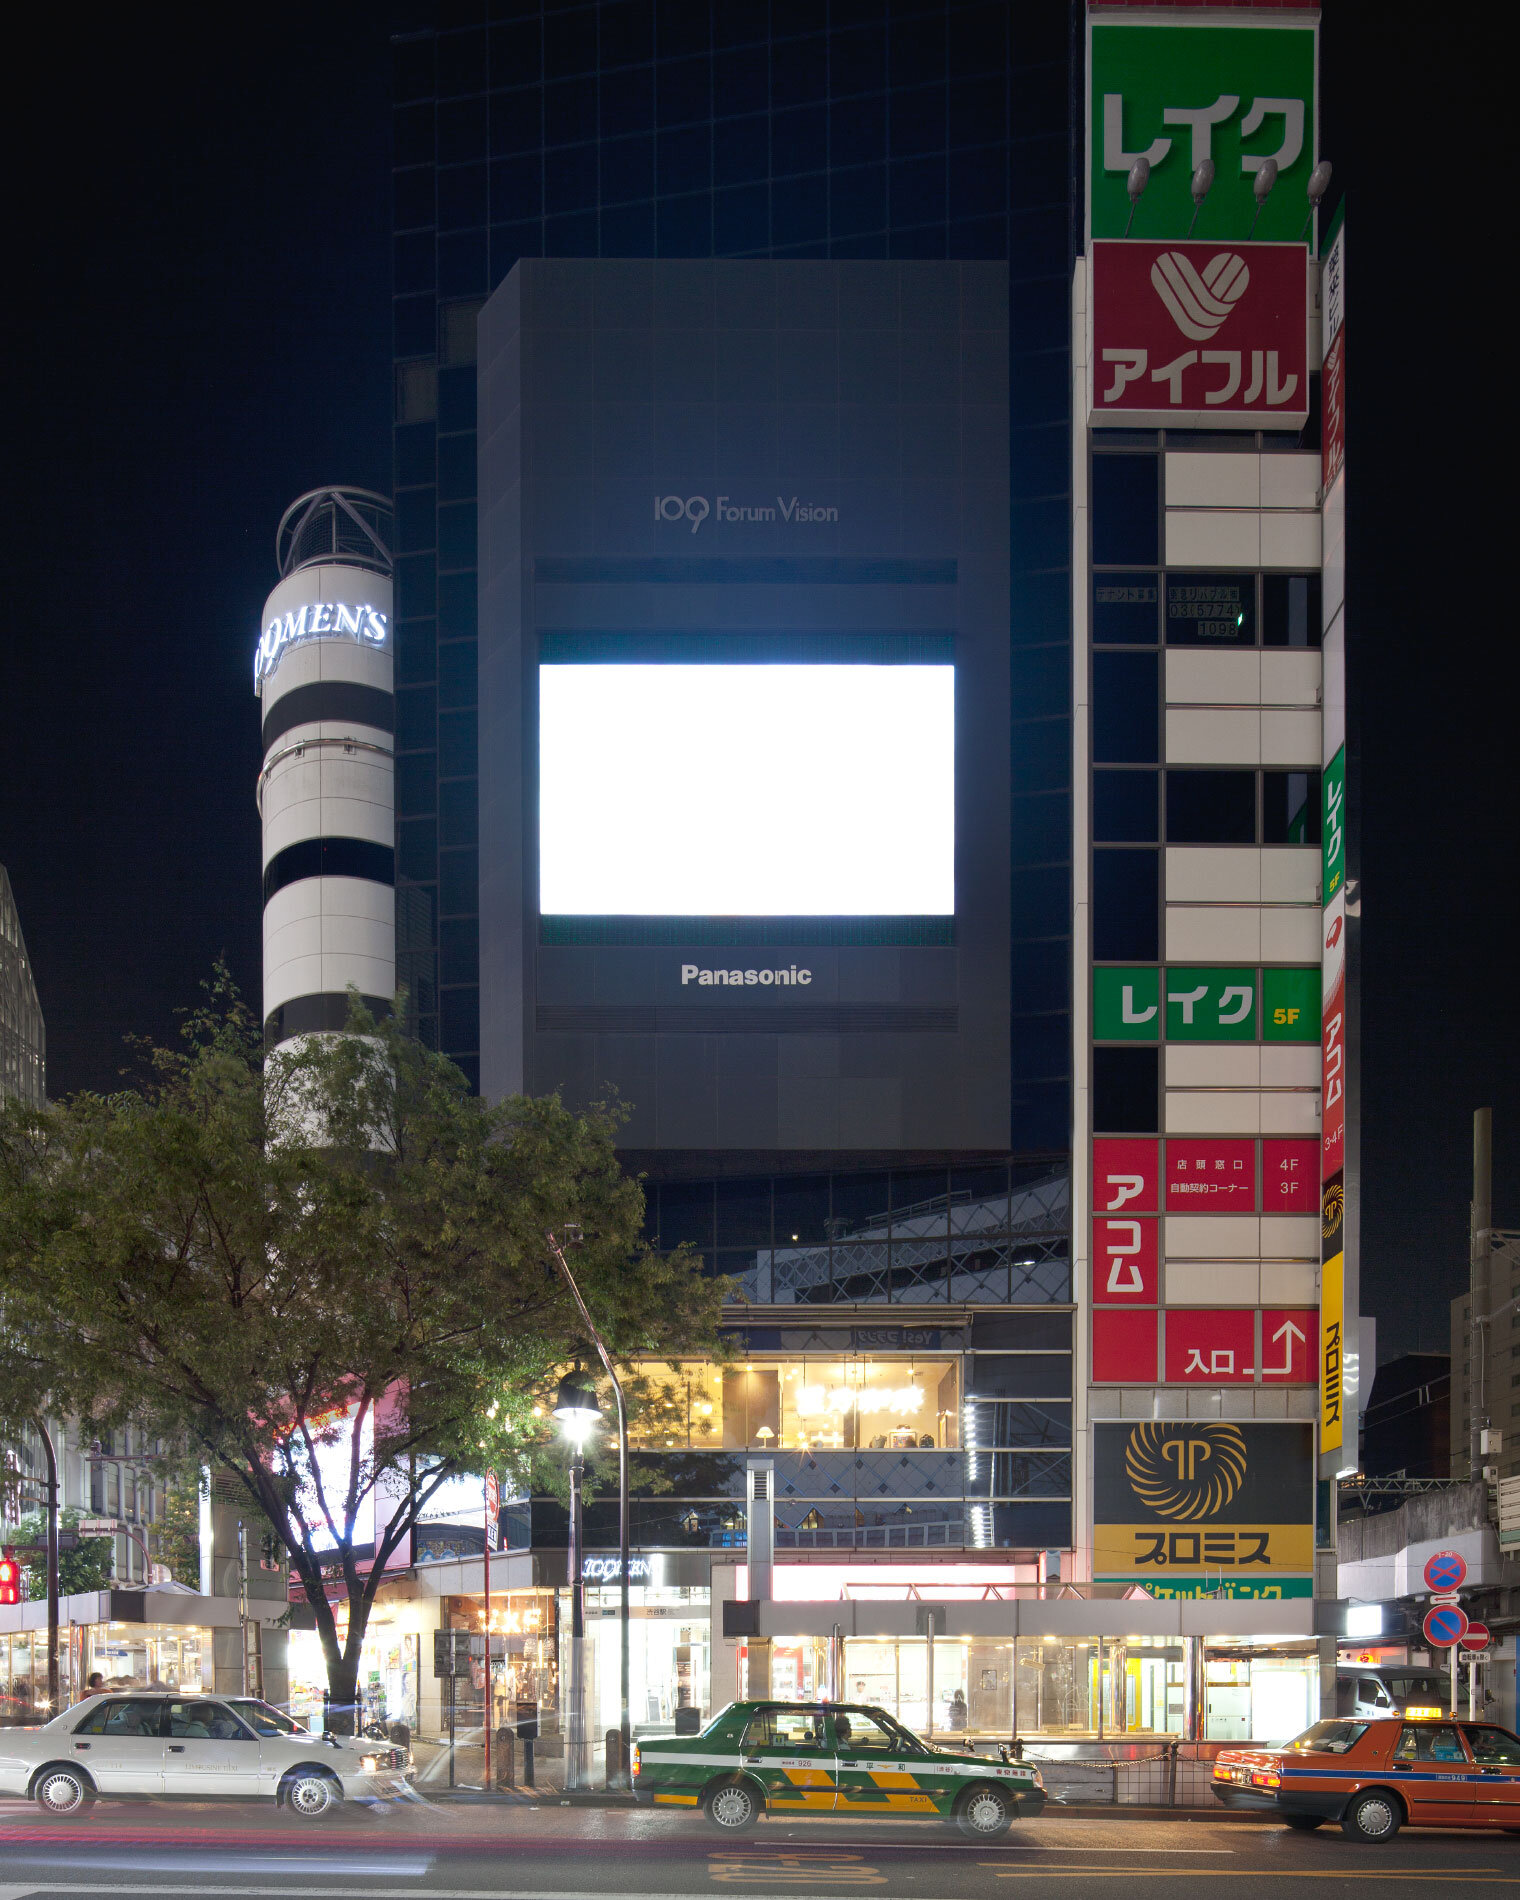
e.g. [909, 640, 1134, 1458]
[539, 663, 954, 915]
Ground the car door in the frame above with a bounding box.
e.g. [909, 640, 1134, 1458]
[162, 1700, 264, 1796]
[831, 1707, 938, 1816]
[1388, 1722, 1476, 1826]
[738, 1705, 836, 1812]
[1462, 1725, 1520, 1826]
[69, 1697, 168, 1794]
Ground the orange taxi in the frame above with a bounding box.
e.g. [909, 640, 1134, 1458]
[1214, 1716, 1520, 1842]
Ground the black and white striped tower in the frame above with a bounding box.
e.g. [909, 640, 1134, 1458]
[256, 488, 395, 1051]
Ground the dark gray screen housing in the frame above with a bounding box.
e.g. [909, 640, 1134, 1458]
[479, 259, 1010, 1153]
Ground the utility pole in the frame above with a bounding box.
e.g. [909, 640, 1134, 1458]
[547, 1228, 631, 1789]
[38, 1422, 59, 1713]
[1471, 1108, 1493, 1482]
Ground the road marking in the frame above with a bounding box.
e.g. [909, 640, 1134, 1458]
[990, 1846, 1234, 1855]
[711, 1851, 886, 1884]
[978, 1871, 1514, 1885]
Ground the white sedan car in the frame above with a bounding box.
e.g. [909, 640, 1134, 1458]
[0, 1691, 410, 1818]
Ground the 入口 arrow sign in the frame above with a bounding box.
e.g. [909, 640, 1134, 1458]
[1262, 1319, 1307, 1379]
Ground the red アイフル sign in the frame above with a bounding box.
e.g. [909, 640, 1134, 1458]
[1093, 1216, 1158, 1304]
[1165, 1139, 1256, 1212]
[1263, 1139, 1319, 1213]
[1093, 1138, 1158, 1215]
[1260, 1310, 1317, 1383]
[1090, 240, 1309, 428]
[1164, 1308, 1256, 1384]
[1093, 1309, 1159, 1383]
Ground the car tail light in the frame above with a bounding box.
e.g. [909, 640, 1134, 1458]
[1251, 1770, 1280, 1788]
[631, 1742, 641, 1776]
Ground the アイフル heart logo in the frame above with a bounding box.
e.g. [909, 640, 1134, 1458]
[1149, 251, 1251, 342]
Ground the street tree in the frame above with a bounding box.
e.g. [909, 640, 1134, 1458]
[0, 975, 724, 1721]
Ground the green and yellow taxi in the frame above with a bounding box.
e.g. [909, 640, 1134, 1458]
[632, 1700, 1045, 1837]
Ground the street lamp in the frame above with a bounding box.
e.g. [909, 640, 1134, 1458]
[546, 1226, 633, 1792]
[552, 1368, 601, 1790]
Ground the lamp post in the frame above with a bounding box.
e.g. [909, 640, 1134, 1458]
[546, 1227, 632, 1790]
[552, 1368, 600, 1791]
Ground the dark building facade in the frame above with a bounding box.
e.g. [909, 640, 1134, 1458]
[389, 2, 1074, 1133]
[377, 0, 1350, 1749]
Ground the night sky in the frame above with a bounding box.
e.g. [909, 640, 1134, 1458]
[3, 5, 1513, 1364]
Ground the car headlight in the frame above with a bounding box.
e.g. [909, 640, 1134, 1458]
[360, 1753, 382, 1773]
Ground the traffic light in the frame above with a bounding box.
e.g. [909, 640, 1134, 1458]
[0, 1552, 21, 1606]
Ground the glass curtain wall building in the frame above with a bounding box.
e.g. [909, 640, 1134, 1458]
[0, 865, 45, 1106]
[388, 3, 1077, 1614]
[389, 0, 1073, 1115]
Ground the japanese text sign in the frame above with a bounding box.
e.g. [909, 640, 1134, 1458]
[1263, 1139, 1319, 1213]
[1090, 240, 1309, 429]
[1166, 966, 1257, 1042]
[1165, 1307, 1256, 1384]
[1093, 1138, 1159, 1215]
[1093, 1420, 1315, 1578]
[1094, 967, 1160, 1041]
[1094, 1215, 1159, 1303]
[1166, 1138, 1256, 1212]
[1089, 20, 1319, 245]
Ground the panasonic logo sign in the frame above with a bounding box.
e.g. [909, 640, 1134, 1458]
[681, 964, 812, 987]
[254, 601, 389, 687]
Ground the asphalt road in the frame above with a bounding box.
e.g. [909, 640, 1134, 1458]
[0, 1800, 1515, 1897]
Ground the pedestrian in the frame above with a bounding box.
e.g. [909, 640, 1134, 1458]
[948, 1688, 967, 1731]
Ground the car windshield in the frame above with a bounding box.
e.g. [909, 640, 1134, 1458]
[1282, 1721, 1368, 1755]
[1383, 1675, 1448, 1703]
[225, 1699, 305, 1738]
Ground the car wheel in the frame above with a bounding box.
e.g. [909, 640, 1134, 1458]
[1341, 1790, 1401, 1843]
[33, 1766, 94, 1816]
[1283, 1814, 1325, 1831]
[704, 1781, 760, 1832]
[958, 1782, 1015, 1840]
[282, 1769, 343, 1820]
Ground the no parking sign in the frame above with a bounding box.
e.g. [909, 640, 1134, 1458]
[1424, 1550, 1468, 1593]
[1424, 1603, 1469, 1648]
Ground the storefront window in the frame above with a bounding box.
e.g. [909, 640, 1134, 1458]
[575, 1583, 710, 1734]
[85, 1623, 207, 1696]
[1015, 1637, 1095, 1735]
[1204, 1641, 1318, 1744]
[628, 1357, 961, 1452]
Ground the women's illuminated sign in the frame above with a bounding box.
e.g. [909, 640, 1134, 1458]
[254, 600, 388, 687]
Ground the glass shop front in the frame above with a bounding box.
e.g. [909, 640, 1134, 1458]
[753, 1630, 1318, 1741]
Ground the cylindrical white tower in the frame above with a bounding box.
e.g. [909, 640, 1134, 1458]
[256, 488, 395, 1051]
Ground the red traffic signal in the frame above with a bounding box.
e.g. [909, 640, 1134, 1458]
[0, 1554, 21, 1606]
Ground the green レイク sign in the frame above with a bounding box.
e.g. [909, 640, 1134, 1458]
[1093, 966, 1160, 1041]
[1165, 967, 1256, 1042]
[1263, 967, 1320, 1041]
[1322, 744, 1346, 902]
[1089, 20, 1318, 243]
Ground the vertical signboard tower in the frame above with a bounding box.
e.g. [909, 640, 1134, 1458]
[1076, 2, 1344, 1600]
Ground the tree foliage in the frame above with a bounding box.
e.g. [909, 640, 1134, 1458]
[0, 973, 724, 1714]
[8, 1509, 114, 1598]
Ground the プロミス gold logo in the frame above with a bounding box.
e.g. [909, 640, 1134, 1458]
[1124, 1422, 1248, 1521]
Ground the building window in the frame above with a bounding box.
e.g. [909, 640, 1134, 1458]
[627, 1355, 963, 1452]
